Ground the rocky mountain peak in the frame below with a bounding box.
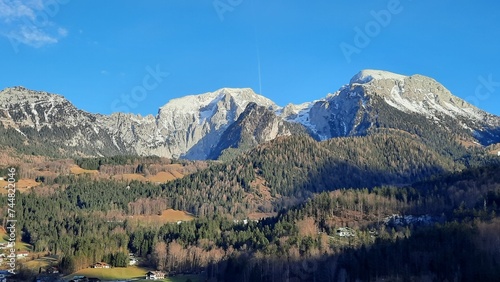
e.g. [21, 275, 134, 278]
[208, 102, 300, 159]
[354, 71, 491, 123]
[1, 69, 499, 159]
[350, 69, 407, 85]
[282, 70, 500, 144]
[0, 86, 68, 106]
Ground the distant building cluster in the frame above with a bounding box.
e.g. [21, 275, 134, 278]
[145, 270, 166, 280]
[336, 227, 355, 237]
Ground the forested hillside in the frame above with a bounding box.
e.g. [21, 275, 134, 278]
[1, 130, 499, 281]
[156, 131, 495, 217]
[4, 162, 500, 281]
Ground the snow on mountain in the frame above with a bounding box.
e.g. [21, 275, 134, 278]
[1, 70, 499, 159]
[278, 102, 314, 126]
[280, 70, 500, 144]
[0, 86, 85, 129]
[357, 71, 491, 122]
[155, 88, 279, 159]
[0, 86, 281, 159]
[350, 69, 406, 84]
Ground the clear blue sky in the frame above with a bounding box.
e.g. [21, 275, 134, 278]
[1, 0, 500, 115]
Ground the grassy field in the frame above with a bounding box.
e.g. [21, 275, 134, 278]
[67, 266, 148, 280]
[0, 227, 32, 251]
[112, 173, 147, 181]
[147, 171, 183, 182]
[22, 256, 57, 270]
[70, 165, 99, 175]
[67, 266, 201, 281]
[70, 164, 186, 184]
[0, 178, 40, 193]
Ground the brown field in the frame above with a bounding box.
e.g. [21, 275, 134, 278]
[0, 178, 40, 194]
[161, 209, 195, 221]
[490, 150, 500, 155]
[147, 171, 181, 182]
[165, 163, 184, 170]
[112, 173, 147, 181]
[169, 170, 184, 178]
[457, 138, 481, 148]
[128, 209, 195, 225]
[70, 165, 99, 175]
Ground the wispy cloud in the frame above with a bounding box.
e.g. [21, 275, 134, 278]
[0, 0, 68, 50]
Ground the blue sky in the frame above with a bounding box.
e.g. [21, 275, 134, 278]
[1, 0, 500, 115]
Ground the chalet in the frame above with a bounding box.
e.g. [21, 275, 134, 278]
[145, 271, 166, 280]
[336, 227, 355, 237]
[92, 262, 111, 268]
[16, 251, 29, 258]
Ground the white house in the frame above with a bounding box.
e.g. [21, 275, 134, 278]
[92, 262, 111, 269]
[336, 227, 355, 237]
[145, 271, 166, 280]
[497, 151, 500, 156]
[16, 251, 29, 258]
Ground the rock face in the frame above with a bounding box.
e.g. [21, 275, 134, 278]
[282, 70, 500, 145]
[0, 87, 279, 158]
[208, 102, 307, 159]
[1, 70, 499, 159]
[0, 86, 133, 156]
[154, 88, 277, 159]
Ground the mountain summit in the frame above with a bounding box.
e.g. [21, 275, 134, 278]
[282, 70, 500, 145]
[1, 70, 499, 159]
[349, 69, 407, 84]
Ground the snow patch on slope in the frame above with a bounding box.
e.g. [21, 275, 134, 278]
[279, 102, 313, 124]
[350, 69, 407, 84]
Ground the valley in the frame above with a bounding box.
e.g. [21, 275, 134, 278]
[0, 70, 499, 281]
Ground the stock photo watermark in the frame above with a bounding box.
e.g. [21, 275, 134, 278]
[340, 0, 410, 63]
[213, 0, 243, 21]
[8, 0, 71, 54]
[465, 74, 500, 107]
[1, 168, 18, 276]
[111, 65, 170, 113]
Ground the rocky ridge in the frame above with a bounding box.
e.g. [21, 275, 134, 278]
[1, 70, 499, 159]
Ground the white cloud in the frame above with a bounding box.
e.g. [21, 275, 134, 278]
[0, 0, 69, 50]
[57, 27, 68, 37]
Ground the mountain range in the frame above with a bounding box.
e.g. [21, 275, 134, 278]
[0, 69, 499, 160]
